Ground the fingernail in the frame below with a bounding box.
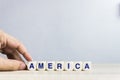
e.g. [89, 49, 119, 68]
[19, 63, 26, 70]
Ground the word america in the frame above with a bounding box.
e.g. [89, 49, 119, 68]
[27, 61, 91, 71]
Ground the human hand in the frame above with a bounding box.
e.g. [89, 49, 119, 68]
[0, 30, 32, 70]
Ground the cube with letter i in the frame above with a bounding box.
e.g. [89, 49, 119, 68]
[64, 61, 73, 71]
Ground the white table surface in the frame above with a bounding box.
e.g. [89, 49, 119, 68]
[0, 64, 120, 80]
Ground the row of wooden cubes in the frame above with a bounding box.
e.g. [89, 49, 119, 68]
[27, 61, 91, 71]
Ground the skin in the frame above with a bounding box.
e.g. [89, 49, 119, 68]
[0, 30, 32, 70]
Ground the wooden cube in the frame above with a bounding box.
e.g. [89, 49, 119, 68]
[37, 61, 46, 71]
[82, 61, 91, 71]
[55, 61, 64, 71]
[46, 61, 55, 71]
[64, 61, 73, 71]
[27, 61, 37, 71]
[73, 61, 82, 71]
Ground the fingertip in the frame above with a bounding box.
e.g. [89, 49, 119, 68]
[17, 45, 32, 61]
[0, 58, 27, 71]
[28, 54, 33, 61]
[19, 62, 26, 70]
[25, 53, 32, 61]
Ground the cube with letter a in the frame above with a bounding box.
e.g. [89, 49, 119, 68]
[82, 61, 91, 71]
[27, 61, 37, 71]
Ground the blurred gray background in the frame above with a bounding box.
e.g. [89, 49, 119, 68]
[0, 0, 120, 63]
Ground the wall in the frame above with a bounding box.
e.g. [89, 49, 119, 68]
[0, 0, 120, 63]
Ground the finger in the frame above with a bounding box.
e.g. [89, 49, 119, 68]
[5, 35, 32, 61]
[16, 43, 32, 61]
[1, 31, 6, 48]
[6, 54, 14, 59]
[2, 47, 24, 61]
[7, 53, 24, 62]
[0, 43, 1, 50]
[0, 31, 6, 49]
[0, 58, 26, 71]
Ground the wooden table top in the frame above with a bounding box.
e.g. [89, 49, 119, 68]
[0, 64, 120, 80]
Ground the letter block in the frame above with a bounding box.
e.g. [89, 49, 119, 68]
[46, 61, 55, 71]
[37, 61, 46, 71]
[82, 61, 91, 71]
[73, 61, 82, 71]
[27, 61, 92, 71]
[64, 61, 73, 71]
[55, 61, 64, 71]
[27, 61, 37, 71]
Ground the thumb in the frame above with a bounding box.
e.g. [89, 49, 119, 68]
[0, 58, 26, 71]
